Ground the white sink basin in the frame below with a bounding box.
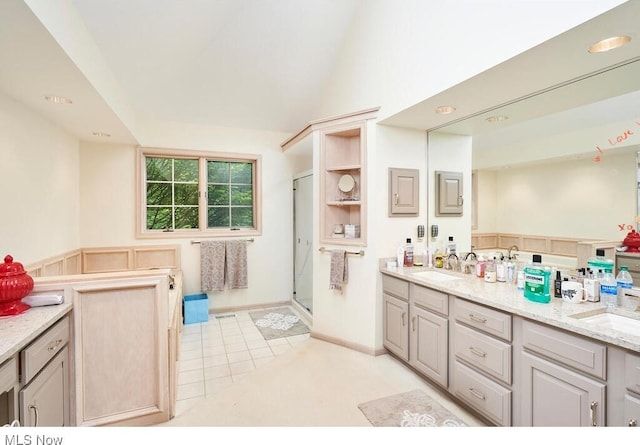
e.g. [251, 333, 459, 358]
[411, 270, 461, 282]
[573, 311, 640, 337]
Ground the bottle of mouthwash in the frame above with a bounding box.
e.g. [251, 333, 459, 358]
[523, 254, 552, 303]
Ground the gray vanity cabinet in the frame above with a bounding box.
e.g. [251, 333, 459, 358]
[451, 298, 512, 426]
[520, 320, 606, 426]
[18, 316, 71, 427]
[382, 277, 449, 387]
[624, 352, 640, 426]
[382, 276, 409, 361]
[409, 284, 448, 388]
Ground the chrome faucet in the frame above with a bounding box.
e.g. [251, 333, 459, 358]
[508, 245, 519, 260]
[445, 253, 459, 271]
[464, 252, 477, 261]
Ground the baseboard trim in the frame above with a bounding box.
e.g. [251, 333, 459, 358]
[209, 300, 292, 315]
[310, 331, 385, 356]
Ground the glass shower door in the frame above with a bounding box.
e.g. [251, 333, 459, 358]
[293, 174, 313, 314]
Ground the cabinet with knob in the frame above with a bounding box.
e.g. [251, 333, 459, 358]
[19, 315, 71, 426]
[520, 320, 606, 426]
[451, 298, 512, 426]
[624, 351, 640, 427]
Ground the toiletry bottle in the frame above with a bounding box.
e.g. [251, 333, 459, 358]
[484, 259, 497, 283]
[516, 271, 525, 290]
[523, 254, 552, 303]
[496, 257, 506, 282]
[554, 271, 563, 298]
[600, 269, 618, 308]
[616, 266, 633, 294]
[446, 236, 457, 255]
[396, 246, 404, 269]
[475, 255, 486, 278]
[404, 238, 414, 267]
[506, 258, 516, 285]
[587, 249, 614, 275]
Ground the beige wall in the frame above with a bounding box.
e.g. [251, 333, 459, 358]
[0, 90, 80, 264]
[79, 120, 296, 308]
[476, 150, 636, 242]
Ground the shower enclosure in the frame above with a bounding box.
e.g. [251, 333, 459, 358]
[293, 173, 313, 313]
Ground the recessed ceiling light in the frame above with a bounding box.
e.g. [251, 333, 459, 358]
[44, 95, 72, 104]
[92, 131, 111, 137]
[587, 35, 631, 53]
[436, 106, 456, 115]
[486, 115, 508, 123]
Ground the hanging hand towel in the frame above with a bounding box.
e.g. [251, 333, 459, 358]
[330, 249, 348, 291]
[225, 240, 248, 289]
[200, 240, 226, 291]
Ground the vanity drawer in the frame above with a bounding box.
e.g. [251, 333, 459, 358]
[453, 360, 511, 426]
[410, 283, 448, 316]
[0, 357, 18, 392]
[626, 352, 640, 395]
[522, 319, 606, 380]
[454, 298, 512, 341]
[20, 316, 70, 384]
[454, 323, 512, 384]
[382, 274, 409, 301]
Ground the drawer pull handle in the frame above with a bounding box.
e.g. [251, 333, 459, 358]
[590, 401, 598, 427]
[468, 387, 486, 400]
[411, 316, 416, 332]
[629, 419, 637, 427]
[468, 314, 487, 324]
[401, 312, 406, 327]
[469, 346, 487, 358]
[29, 405, 39, 427]
[48, 339, 63, 352]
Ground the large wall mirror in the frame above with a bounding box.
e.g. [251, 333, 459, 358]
[381, 1, 640, 246]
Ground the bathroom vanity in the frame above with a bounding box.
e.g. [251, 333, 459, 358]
[0, 268, 183, 427]
[381, 265, 640, 426]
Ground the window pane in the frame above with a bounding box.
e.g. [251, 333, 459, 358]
[175, 183, 199, 206]
[208, 184, 229, 205]
[146, 157, 171, 181]
[208, 161, 229, 183]
[147, 183, 172, 206]
[208, 207, 229, 227]
[231, 207, 253, 227]
[230, 163, 252, 184]
[175, 207, 199, 229]
[230, 184, 252, 205]
[174, 159, 198, 182]
[147, 207, 171, 230]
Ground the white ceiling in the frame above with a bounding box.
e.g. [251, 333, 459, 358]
[0, 0, 639, 156]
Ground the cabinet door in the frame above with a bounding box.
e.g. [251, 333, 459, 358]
[410, 305, 448, 388]
[521, 352, 605, 426]
[625, 394, 640, 427]
[388, 168, 419, 215]
[435, 171, 463, 215]
[383, 293, 409, 361]
[19, 346, 69, 427]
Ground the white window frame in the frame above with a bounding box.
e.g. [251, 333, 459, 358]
[136, 146, 262, 239]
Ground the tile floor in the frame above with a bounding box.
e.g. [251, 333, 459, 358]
[174, 306, 311, 416]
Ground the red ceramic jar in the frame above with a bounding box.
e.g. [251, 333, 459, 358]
[623, 229, 640, 253]
[0, 255, 33, 316]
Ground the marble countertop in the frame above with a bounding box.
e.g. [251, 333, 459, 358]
[0, 302, 72, 365]
[381, 265, 640, 353]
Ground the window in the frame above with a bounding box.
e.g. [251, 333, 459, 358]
[137, 147, 261, 238]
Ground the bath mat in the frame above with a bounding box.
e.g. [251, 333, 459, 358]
[358, 389, 467, 427]
[249, 307, 310, 340]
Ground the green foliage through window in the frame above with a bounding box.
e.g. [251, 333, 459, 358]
[144, 154, 256, 232]
[207, 161, 253, 228]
